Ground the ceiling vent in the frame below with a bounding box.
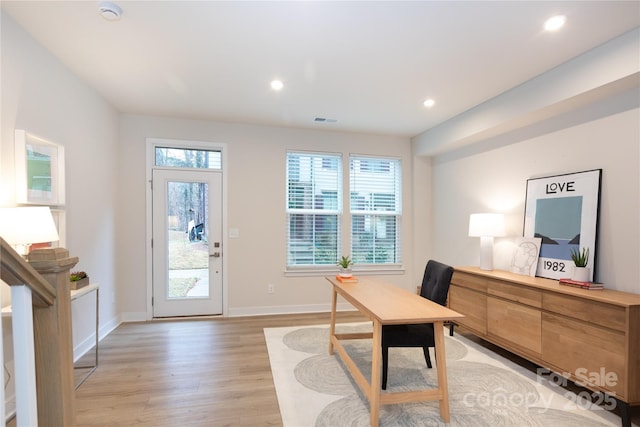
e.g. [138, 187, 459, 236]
[314, 117, 338, 123]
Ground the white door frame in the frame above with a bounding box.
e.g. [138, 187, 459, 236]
[152, 168, 222, 317]
[145, 138, 228, 320]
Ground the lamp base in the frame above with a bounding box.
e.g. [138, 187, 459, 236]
[479, 236, 494, 271]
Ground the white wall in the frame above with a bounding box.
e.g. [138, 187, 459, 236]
[118, 115, 418, 319]
[1, 13, 120, 355]
[0, 11, 422, 325]
[417, 29, 640, 294]
[429, 99, 640, 293]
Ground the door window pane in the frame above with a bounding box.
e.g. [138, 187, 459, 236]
[166, 181, 209, 298]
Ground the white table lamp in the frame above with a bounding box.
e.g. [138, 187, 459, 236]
[469, 213, 505, 271]
[0, 206, 59, 256]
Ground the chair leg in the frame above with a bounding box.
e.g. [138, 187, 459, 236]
[423, 346, 432, 369]
[449, 322, 455, 336]
[382, 346, 389, 390]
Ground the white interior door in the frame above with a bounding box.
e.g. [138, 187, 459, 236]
[152, 169, 222, 317]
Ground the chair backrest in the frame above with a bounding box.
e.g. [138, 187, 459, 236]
[419, 260, 454, 306]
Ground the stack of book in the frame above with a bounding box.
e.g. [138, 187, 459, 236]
[558, 278, 604, 290]
[335, 275, 358, 283]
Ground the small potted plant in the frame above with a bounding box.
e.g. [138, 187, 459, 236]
[570, 247, 590, 282]
[337, 255, 354, 278]
[70, 271, 90, 290]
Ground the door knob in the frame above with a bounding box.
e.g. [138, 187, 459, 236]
[211, 252, 221, 258]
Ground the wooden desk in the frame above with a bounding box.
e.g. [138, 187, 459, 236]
[326, 276, 464, 427]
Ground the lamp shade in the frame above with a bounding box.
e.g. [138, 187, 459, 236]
[468, 213, 505, 237]
[0, 207, 59, 245]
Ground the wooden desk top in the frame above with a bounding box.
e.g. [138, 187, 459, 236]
[326, 276, 464, 325]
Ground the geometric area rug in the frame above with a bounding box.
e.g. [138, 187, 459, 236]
[265, 323, 625, 427]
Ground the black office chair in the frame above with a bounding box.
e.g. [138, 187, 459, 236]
[381, 260, 453, 390]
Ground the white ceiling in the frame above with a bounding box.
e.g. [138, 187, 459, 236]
[2, 1, 639, 139]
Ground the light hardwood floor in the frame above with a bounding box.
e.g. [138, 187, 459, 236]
[15, 311, 637, 427]
[72, 312, 367, 427]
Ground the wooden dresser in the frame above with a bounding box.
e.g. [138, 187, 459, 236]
[449, 266, 640, 425]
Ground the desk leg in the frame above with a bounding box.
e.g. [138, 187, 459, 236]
[434, 321, 450, 423]
[328, 287, 337, 355]
[370, 319, 382, 427]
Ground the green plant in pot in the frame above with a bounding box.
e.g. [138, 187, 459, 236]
[70, 271, 89, 289]
[570, 247, 590, 282]
[337, 255, 353, 277]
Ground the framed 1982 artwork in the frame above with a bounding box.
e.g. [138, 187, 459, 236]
[523, 169, 601, 281]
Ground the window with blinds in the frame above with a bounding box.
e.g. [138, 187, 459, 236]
[286, 152, 342, 266]
[350, 156, 401, 265]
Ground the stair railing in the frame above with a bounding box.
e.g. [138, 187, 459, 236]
[1, 237, 78, 426]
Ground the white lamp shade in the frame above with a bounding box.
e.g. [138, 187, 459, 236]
[0, 207, 59, 245]
[468, 213, 506, 237]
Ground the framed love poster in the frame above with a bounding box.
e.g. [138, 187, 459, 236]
[523, 169, 602, 281]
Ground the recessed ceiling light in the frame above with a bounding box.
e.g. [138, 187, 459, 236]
[98, 2, 123, 21]
[544, 15, 566, 32]
[270, 80, 284, 91]
[423, 98, 435, 108]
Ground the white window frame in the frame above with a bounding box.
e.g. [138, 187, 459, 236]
[285, 151, 404, 277]
[349, 155, 402, 271]
[285, 151, 342, 273]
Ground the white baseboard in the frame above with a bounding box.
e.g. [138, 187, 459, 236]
[73, 315, 122, 362]
[228, 302, 355, 317]
[119, 304, 355, 322]
[99, 315, 121, 339]
[120, 312, 147, 322]
[73, 334, 97, 362]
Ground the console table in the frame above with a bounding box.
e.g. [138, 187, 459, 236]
[2, 283, 99, 390]
[70, 283, 99, 388]
[448, 267, 640, 426]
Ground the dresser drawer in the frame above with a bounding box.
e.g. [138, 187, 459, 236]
[488, 297, 541, 355]
[542, 313, 626, 398]
[451, 271, 488, 293]
[449, 284, 487, 335]
[543, 293, 626, 332]
[488, 280, 542, 308]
